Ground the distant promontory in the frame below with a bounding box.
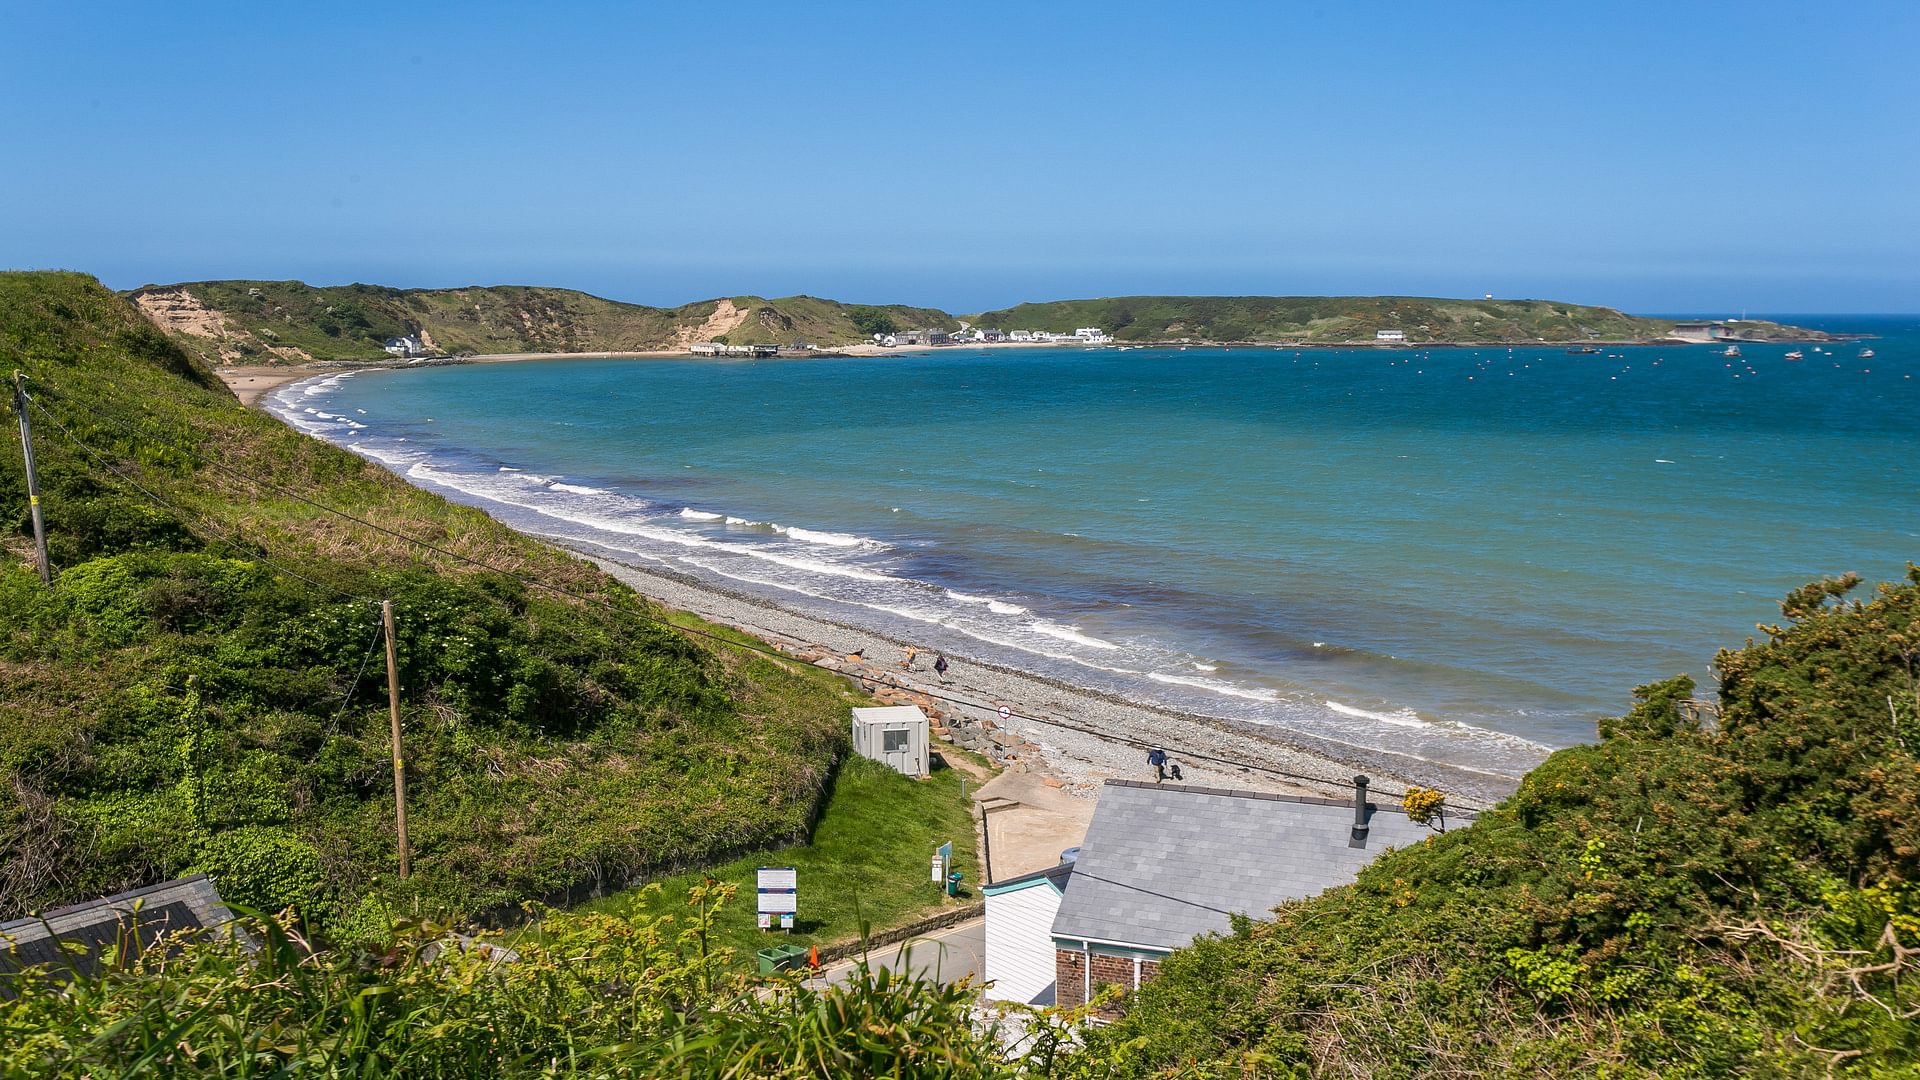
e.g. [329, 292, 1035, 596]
[126, 280, 1833, 366]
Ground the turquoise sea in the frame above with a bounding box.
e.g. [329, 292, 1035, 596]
[274, 317, 1920, 779]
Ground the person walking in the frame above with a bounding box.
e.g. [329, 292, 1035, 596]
[902, 646, 919, 671]
[933, 655, 949, 681]
[1147, 746, 1168, 783]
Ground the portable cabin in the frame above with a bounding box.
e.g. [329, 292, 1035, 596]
[850, 705, 930, 777]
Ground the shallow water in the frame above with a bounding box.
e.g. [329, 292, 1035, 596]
[274, 317, 1920, 778]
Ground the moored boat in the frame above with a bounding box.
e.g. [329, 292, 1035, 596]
[1859, 347, 1876, 359]
[1722, 345, 1741, 357]
[1784, 350, 1804, 360]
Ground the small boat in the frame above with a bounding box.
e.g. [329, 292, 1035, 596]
[1859, 348, 1876, 359]
[1784, 350, 1804, 361]
[1722, 345, 1741, 358]
[1566, 346, 1601, 354]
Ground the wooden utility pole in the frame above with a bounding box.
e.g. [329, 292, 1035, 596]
[11, 373, 49, 585]
[382, 600, 411, 878]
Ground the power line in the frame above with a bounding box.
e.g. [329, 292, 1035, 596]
[22, 391, 379, 608]
[18, 374, 1487, 811]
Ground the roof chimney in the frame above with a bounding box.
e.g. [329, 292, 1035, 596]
[1348, 775, 1371, 848]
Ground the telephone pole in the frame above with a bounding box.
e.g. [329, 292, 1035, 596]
[11, 373, 49, 585]
[382, 600, 411, 878]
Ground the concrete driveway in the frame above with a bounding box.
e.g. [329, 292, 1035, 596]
[818, 917, 986, 989]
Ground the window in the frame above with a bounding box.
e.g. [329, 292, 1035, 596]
[882, 729, 910, 753]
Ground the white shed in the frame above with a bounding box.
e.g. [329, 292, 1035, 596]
[983, 861, 1074, 1004]
[850, 706, 930, 777]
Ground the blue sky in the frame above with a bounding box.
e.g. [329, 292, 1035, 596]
[3, 1, 1915, 313]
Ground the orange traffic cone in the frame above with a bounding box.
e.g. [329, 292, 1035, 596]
[808, 944, 820, 973]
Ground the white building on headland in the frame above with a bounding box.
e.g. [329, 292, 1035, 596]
[1375, 329, 1407, 343]
[383, 334, 427, 357]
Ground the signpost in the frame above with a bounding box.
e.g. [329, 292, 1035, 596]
[756, 867, 797, 932]
[997, 705, 1011, 722]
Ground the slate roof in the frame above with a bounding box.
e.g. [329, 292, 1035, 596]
[1050, 780, 1449, 952]
[0, 875, 238, 982]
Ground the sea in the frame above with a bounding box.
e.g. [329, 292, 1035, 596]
[270, 317, 1920, 780]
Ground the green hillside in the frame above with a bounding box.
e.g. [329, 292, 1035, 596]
[1082, 572, 1920, 1076]
[126, 279, 957, 365]
[0, 272, 870, 927]
[968, 294, 1819, 344]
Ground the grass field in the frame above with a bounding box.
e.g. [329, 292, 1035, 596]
[572, 751, 989, 968]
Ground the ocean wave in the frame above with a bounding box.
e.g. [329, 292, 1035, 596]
[773, 524, 883, 549]
[499, 466, 522, 472]
[348, 442, 428, 468]
[1027, 621, 1121, 651]
[946, 590, 1031, 616]
[1147, 671, 1280, 702]
[1325, 700, 1427, 728]
[549, 482, 608, 495]
[679, 508, 725, 520]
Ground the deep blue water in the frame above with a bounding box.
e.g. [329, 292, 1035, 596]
[273, 317, 1920, 777]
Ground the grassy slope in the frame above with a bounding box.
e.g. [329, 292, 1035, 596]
[1085, 573, 1920, 1077]
[128, 279, 958, 363]
[576, 753, 985, 968]
[967, 295, 1821, 343]
[0, 271, 872, 926]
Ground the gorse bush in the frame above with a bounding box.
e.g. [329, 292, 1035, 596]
[1085, 570, 1920, 1077]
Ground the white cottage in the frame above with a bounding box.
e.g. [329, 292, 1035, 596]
[850, 706, 930, 777]
[982, 860, 1074, 1004]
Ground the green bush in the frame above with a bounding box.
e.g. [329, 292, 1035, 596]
[192, 825, 327, 920]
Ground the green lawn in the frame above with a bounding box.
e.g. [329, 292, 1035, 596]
[572, 751, 987, 968]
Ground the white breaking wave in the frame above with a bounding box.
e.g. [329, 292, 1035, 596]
[1027, 621, 1121, 651]
[773, 524, 883, 549]
[1191, 663, 1218, 672]
[1148, 671, 1280, 702]
[549, 482, 607, 495]
[1325, 700, 1427, 728]
[946, 590, 1031, 616]
[679, 508, 725, 521]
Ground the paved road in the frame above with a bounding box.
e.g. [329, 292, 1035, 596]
[818, 917, 985, 989]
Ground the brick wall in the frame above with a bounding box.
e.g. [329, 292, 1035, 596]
[1055, 949, 1088, 1009]
[1056, 948, 1168, 1014]
[1089, 952, 1134, 992]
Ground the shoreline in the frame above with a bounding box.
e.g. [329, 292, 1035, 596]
[251, 365, 1537, 812]
[554, 537, 1520, 811]
[215, 330, 1860, 404]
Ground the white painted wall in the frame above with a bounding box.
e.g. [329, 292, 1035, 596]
[984, 883, 1062, 1004]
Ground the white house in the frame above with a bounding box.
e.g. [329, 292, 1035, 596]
[850, 706, 930, 777]
[983, 860, 1074, 1005]
[1009, 330, 1033, 342]
[1073, 327, 1112, 343]
[1374, 329, 1407, 343]
[383, 334, 426, 357]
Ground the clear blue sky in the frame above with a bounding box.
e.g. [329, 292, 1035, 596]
[4, 1, 1915, 313]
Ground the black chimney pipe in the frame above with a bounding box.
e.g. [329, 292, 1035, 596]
[1348, 774, 1371, 848]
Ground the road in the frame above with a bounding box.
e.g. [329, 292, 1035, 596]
[817, 917, 986, 989]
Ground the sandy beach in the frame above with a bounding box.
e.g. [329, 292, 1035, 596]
[561, 541, 1517, 813]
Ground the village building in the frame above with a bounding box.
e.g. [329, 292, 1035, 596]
[383, 334, 427, 357]
[1374, 329, 1407, 343]
[982, 859, 1076, 1005]
[1040, 779, 1441, 1010]
[1667, 322, 1730, 342]
[0, 875, 240, 982]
